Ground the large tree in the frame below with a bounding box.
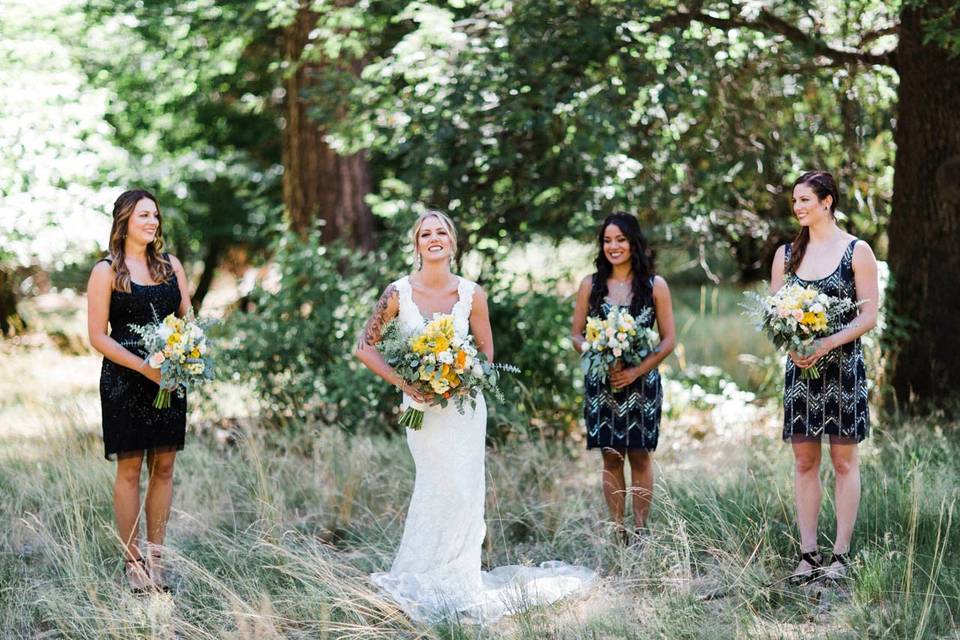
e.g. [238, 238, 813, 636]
[643, 1, 959, 409]
[281, 3, 375, 248]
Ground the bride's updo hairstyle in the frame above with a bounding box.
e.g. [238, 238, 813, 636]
[411, 210, 458, 269]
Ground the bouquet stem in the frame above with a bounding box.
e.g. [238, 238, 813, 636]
[799, 365, 821, 380]
[153, 389, 171, 409]
[399, 407, 425, 430]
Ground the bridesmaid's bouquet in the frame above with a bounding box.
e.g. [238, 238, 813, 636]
[378, 314, 519, 430]
[742, 283, 860, 380]
[128, 310, 215, 408]
[580, 306, 659, 384]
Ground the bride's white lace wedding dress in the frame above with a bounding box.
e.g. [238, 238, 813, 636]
[371, 275, 594, 624]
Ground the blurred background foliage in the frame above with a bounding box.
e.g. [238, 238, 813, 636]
[3, 0, 958, 430]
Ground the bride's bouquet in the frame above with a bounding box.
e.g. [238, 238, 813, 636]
[580, 306, 659, 385]
[128, 309, 215, 408]
[742, 283, 860, 380]
[379, 314, 519, 430]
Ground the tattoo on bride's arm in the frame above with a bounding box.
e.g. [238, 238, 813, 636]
[356, 285, 397, 351]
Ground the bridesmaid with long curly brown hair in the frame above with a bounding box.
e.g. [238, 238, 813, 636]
[87, 189, 191, 593]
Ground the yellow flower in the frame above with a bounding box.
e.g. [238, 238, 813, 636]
[190, 348, 201, 359]
[167, 332, 181, 346]
[433, 336, 450, 354]
[411, 336, 430, 354]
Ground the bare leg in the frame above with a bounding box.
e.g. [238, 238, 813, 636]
[601, 449, 627, 531]
[144, 450, 176, 588]
[114, 453, 145, 560]
[789, 440, 823, 579]
[792, 440, 822, 553]
[115, 453, 150, 589]
[626, 450, 653, 529]
[829, 443, 860, 555]
[145, 449, 176, 546]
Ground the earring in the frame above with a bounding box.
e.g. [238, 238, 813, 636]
[415, 253, 422, 270]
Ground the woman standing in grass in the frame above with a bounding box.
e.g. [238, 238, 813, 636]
[87, 189, 192, 593]
[770, 171, 879, 584]
[571, 212, 675, 544]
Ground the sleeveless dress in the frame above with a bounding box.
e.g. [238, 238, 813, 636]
[371, 275, 594, 624]
[584, 282, 662, 451]
[782, 240, 869, 442]
[98, 257, 187, 460]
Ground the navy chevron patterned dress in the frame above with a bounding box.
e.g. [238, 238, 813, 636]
[783, 239, 869, 442]
[584, 294, 662, 452]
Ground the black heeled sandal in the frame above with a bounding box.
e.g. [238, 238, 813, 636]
[823, 552, 852, 583]
[123, 557, 152, 595]
[788, 550, 823, 586]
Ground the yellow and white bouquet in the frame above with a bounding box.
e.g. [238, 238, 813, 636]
[742, 283, 859, 379]
[379, 314, 518, 430]
[580, 306, 659, 384]
[128, 309, 215, 408]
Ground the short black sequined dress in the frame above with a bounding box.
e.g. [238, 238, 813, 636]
[98, 257, 187, 460]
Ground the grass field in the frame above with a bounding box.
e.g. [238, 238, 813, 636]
[1, 342, 957, 639]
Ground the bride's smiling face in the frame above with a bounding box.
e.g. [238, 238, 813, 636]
[417, 216, 453, 265]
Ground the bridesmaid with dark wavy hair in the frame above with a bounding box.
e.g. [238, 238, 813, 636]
[771, 171, 879, 585]
[87, 189, 191, 593]
[571, 212, 676, 543]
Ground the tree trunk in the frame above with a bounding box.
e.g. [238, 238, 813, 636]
[885, 2, 960, 413]
[191, 241, 223, 312]
[0, 269, 22, 336]
[281, 3, 375, 250]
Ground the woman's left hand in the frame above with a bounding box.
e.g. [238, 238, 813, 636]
[794, 338, 833, 369]
[610, 365, 644, 389]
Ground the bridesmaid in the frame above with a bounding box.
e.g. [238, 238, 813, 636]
[571, 212, 676, 543]
[87, 189, 192, 593]
[770, 171, 879, 584]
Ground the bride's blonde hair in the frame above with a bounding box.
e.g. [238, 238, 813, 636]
[411, 210, 458, 269]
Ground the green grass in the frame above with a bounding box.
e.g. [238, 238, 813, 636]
[1, 346, 957, 638]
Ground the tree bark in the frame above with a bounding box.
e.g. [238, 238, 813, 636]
[885, 2, 960, 413]
[281, 2, 375, 250]
[0, 269, 21, 336]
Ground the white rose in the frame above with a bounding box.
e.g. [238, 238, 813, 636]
[472, 363, 484, 376]
[148, 352, 166, 369]
[197, 340, 208, 355]
[613, 348, 623, 357]
[817, 293, 829, 304]
[451, 337, 463, 348]
[582, 342, 591, 352]
[809, 303, 824, 313]
[605, 327, 615, 338]
[157, 325, 173, 341]
[617, 332, 627, 341]
[438, 351, 454, 364]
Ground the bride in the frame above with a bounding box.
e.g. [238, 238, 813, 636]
[354, 211, 594, 624]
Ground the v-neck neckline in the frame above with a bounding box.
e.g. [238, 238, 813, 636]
[406, 275, 462, 322]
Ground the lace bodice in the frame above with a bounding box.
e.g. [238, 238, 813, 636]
[393, 275, 476, 337]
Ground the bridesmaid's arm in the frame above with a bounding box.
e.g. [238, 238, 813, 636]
[168, 255, 193, 316]
[86, 262, 161, 384]
[770, 245, 786, 293]
[570, 275, 592, 354]
[468, 286, 494, 362]
[610, 276, 676, 386]
[795, 241, 879, 368]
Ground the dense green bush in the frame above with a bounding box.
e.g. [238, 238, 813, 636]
[219, 232, 403, 431]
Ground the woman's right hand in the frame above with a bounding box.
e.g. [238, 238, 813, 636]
[141, 363, 162, 386]
[400, 381, 433, 404]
